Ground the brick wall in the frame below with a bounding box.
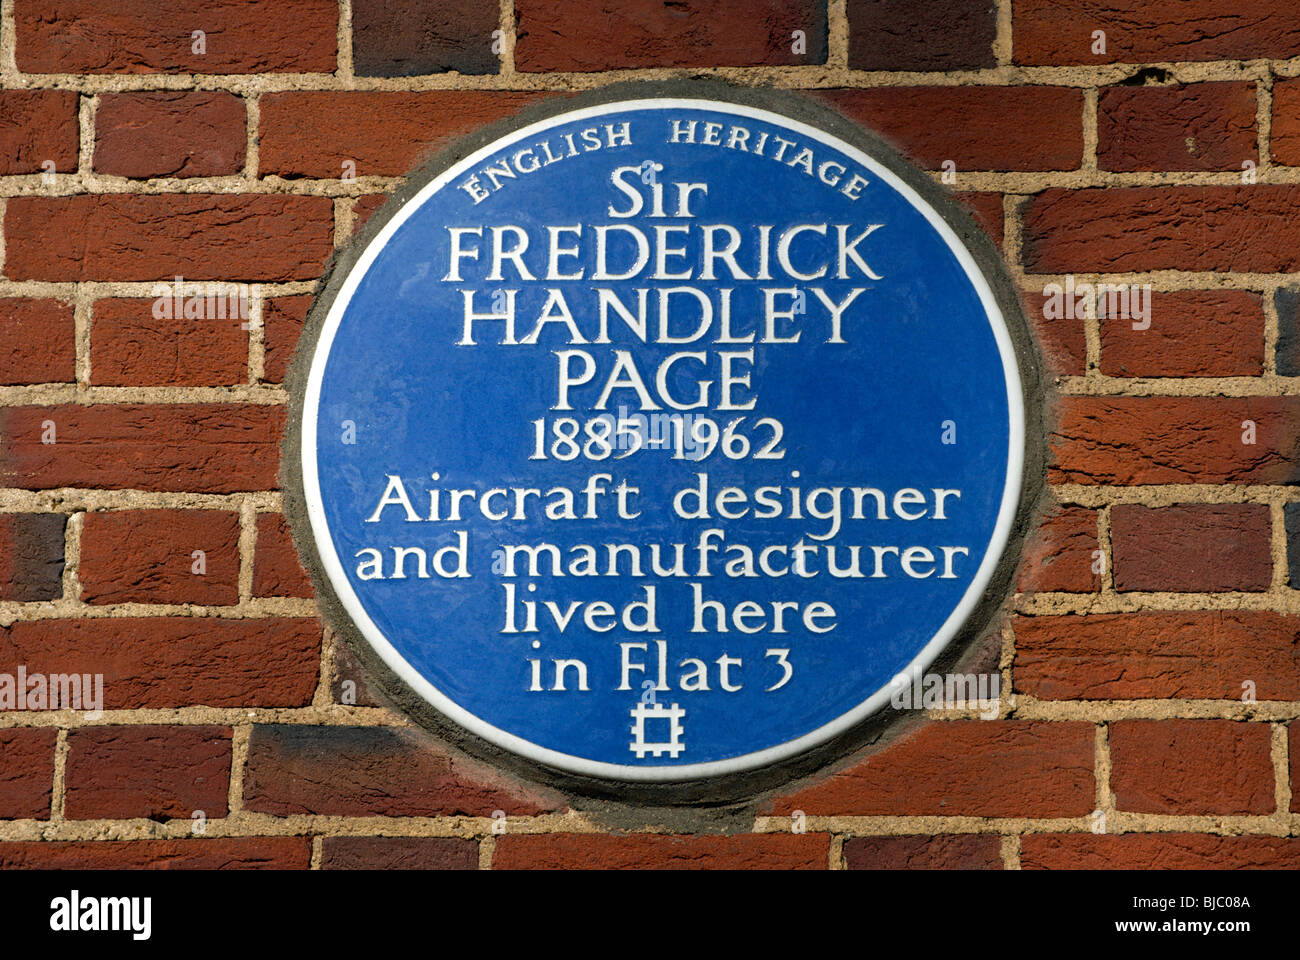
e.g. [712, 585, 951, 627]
[0, 0, 1298, 871]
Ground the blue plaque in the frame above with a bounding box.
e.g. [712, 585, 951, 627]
[290, 90, 1030, 782]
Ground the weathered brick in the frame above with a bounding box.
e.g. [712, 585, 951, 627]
[5, 195, 334, 282]
[494, 833, 829, 869]
[253, 513, 312, 598]
[0, 618, 321, 708]
[1110, 503, 1272, 592]
[1015, 612, 1300, 700]
[0, 404, 285, 493]
[0, 299, 76, 385]
[242, 725, 563, 817]
[514, 0, 826, 71]
[1021, 833, 1300, 869]
[767, 721, 1094, 817]
[1098, 83, 1258, 172]
[0, 90, 79, 174]
[79, 509, 240, 605]
[352, 0, 499, 76]
[320, 836, 479, 870]
[1292, 723, 1300, 811]
[1049, 397, 1300, 485]
[1273, 286, 1300, 376]
[1017, 507, 1100, 593]
[0, 729, 56, 819]
[847, 0, 996, 70]
[1286, 502, 1300, 584]
[64, 726, 231, 821]
[1013, 0, 1300, 66]
[258, 91, 547, 178]
[16, 0, 337, 74]
[262, 295, 311, 384]
[1022, 288, 1087, 376]
[1022, 186, 1300, 274]
[1100, 291, 1264, 377]
[952, 631, 1003, 681]
[94, 91, 246, 178]
[1109, 720, 1274, 815]
[843, 834, 1002, 869]
[817, 87, 1083, 171]
[0, 837, 309, 869]
[0, 513, 66, 602]
[91, 298, 248, 387]
[331, 636, 384, 708]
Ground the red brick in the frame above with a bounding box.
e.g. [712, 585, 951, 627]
[242, 725, 563, 817]
[64, 725, 231, 820]
[94, 91, 246, 178]
[262, 295, 311, 383]
[5, 195, 334, 282]
[1049, 397, 1300, 485]
[0, 837, 309, 869]
[91, 297, 247, 387]
[0, 513, 66, 602]
[847, 0, 996, 70]
[352, 194, 390, 234]
[954, 192, 1003, 246]
[320, 836, 479, 870]
[79, 509, 240, 605]
[0, 618, 321, 708]
[1109, 720, 1274, 815]
[1022, 833, 1300, 869]
[259, 91, 548, 179]
[1110, 503, 1272, 592]
[494, 833, 829, 870]
[0, 729, 56, 819]
[0, 90, 79, 174]
[843, 834, 1002, 869]
[1100, 291, 1264, 378]
[253, 513, 313, 598]
[16, 0, 337, 74]
[1016, 612, 1300, 700]
[1022, 288, 1087, 376]
[1017, 507, 1101, 593]
[1098, 82, 1258, 172]
[1013, 0, 1300, 66]
[0, 404, 284, 493]
[353, 0, 499, 77]
[514, 0, 826, 71]
[768, 721, 1095, 817]
[1269, 80, 1300, 166]
[1022, 186, 1300, 274]
[817, 87, 1083, 171]
[0, 299, 75, 385]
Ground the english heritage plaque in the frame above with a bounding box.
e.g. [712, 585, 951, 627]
[288, 85, 1037, 786]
